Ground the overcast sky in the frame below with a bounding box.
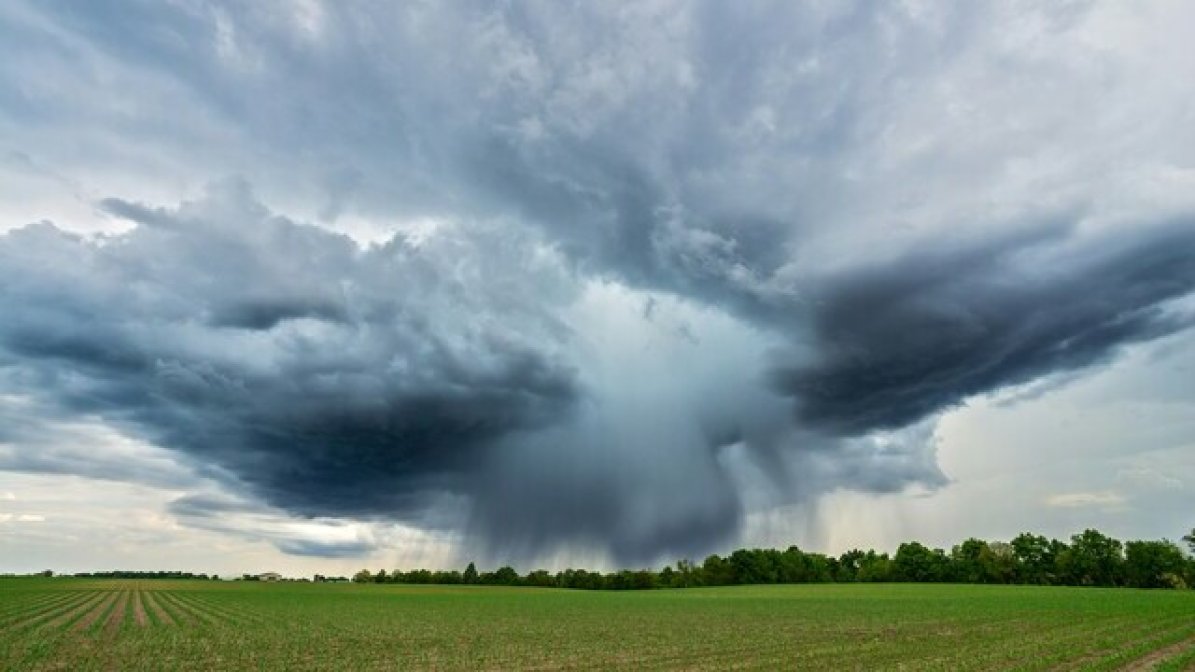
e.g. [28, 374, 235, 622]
[2, 1, 1194, 576]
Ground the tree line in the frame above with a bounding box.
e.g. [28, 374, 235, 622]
[353, 528, 1195, 590]
[72, 571, 220, 580]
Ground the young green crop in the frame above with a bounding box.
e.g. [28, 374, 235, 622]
[1, 578, 1193, 670]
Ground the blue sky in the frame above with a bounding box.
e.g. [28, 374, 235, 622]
[1, 1, 1193, 575]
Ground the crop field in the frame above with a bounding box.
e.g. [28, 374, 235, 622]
[1, 579, 1193, 670]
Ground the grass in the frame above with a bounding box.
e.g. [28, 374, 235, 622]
[1, 579, 1193, 670]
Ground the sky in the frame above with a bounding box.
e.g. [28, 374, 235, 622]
[1, 1, 1194, 577]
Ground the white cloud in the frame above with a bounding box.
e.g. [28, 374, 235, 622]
[0, 512, 44, 523]
[1045, 491, 1128, 509]
[1117, 467, 1183, 491]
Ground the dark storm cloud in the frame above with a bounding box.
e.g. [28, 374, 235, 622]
[272, 539, 376, 559]
[773, 222, 1195, 435]
[0, 182, 579, 523]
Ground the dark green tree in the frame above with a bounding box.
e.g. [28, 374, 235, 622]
[701, 554, 734, 586]
[1060, 529, 1124, 586]
[950, 538, 992, 583]
[463, 562, 479, 584]
[525, 570, 555, 587]
[1010, 533, 1060, 584]
[1124, 540, 1188, 589]
[857, 551, 892, 582]
[836, 549, 865, 582]
[492, 566, 519, 585]
[892, 542, 950, 582]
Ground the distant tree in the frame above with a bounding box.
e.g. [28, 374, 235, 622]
[951, 538, 992, 583]
[340, 528, 1185, 592]
[730, 549, 774, 585]
[659, 565, 675, 587]
[674, 559, 701, 587]
[524, 570, 555, 588]
[630, 570, 657, 590]
[892, 542, 949, 583]
[951, 538, 1012, 584]
[856, 551, 892, 582]
[440, 570, 463, 584]
[1124, 540, 1188, 589]
[701, 554, 734, 586]
[492, 566, 519, 585]
[1061, 529, 1124, 587]
[1183, 529, 1195, 555]
[987, 542, 1017, 583]
[837, 549, 866, 582]
[1011, 533, 1060, 585]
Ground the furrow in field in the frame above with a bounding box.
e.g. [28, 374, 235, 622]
[556, 619, 893, 672]
[1048, 618, 1195, 671]
[186, 591, 263, 620]
[171, 591, 246, 625]
[620, 638, 860, 671]
[1009, 616, 1176, 672]
[172, 591, 263, 625]
[988, 617, 1147, 670]
[153, 592, 197, 626]
[140, 590, 175, 626]
[1093, 628, 1195, 672]
[1154, 644, 1195, 672]
[70, 591, 120, 633]
[917, 614, 1152, 672]
[102, 590, 130, 636]
[0, 591, 83, 627]
[623, 618, 994, 672]
[132, 590, 148, 627]
[0, 591, 75, 620]
[8, 592, 100, 632]
[155, 591, 216, 625]
[622, 612, 1137, 672]
[1119, 634, 1195, 672]
[2, 590, 86, 619]
[29, 592, 107, 633]
[827, 621, 1073, 672]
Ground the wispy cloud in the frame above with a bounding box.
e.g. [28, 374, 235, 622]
[1045, 491, 1127, 509]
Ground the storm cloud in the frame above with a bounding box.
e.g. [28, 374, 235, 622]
[2, 1, 1195, 566]
[775, 221, 1195, 435]
[0, 181, 580, 523]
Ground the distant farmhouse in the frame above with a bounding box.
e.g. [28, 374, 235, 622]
[258, 572, 283, 582]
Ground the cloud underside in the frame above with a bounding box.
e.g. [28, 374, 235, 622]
[1, 1, 1194, 564]
[3, 184, 1191, 564]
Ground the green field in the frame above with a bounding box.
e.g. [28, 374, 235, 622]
[1, 579, 1194, 670]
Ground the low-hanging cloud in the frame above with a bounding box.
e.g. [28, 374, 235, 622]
[0, 181, 580, 525]
[773, 222, 1195, 435]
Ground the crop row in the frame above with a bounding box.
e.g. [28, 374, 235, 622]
[0, 587, 262, 635]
